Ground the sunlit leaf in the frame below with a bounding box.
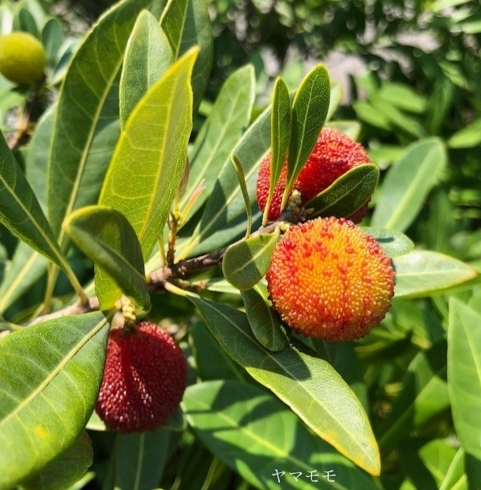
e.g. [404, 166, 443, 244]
[393, 251, 477, 298]
[0, 312, 109, 489]
[47, 0, 147, 240]
[371, 138, 447, 232]
[184, 381, 380, 489]
[448, 299, 481, 461]
[189, 295, 380, 476]
[100, 48, 198, 260]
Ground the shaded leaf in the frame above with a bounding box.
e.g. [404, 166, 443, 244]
[361, 227, 414, 258]
[222, 230, 279, 291]
[376, 341, 449, 451]
[184, 380, 380, 489]
[242, 285, 290, 352]
[305, 164, 379, 220]
[119, 9, 174, 128]
[21, 431, 93, 490]
[181, 65, 255, 223]
[448, 299, 481, 461]
[230, 154, 252, 237]
[0, 312, 109, 489]
[47, 0, 148, 239]
[100, 48, 198, 260]
[393, 251, 477, 298]
[188, 295, 380, 476]
[64, 206, 150, 310]
[160, 0, 213, 114]
[371, 138, 447, 232]
[42, 18, 63, 73]
[326, 80, 342, 122]
[0, 131, 67, 270]
[284, 64, 330, 207]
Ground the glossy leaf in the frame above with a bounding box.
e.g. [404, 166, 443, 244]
[0, 131, 67, 270]
[438, 447, 467, 490]
[376, 341, 449, 450]
[185, 381, 380, 489]
[371, 138, 447, 232]
[160, 0, 213, 114]
[177, 102, 272, 258]
[119, 10, 174, 128]
[112, 429, 179, 490]
[100, 48, 198, 260]
[393, 251, 477, 298]
[448, 299, 481, 461]
[21, 431, 93, 490]
[305, 164, 379, 220]
[361, 227, 414, 258]
[189, 295, 380, 476]
[64, 206, 150, 310]
[47, 0, 147, 239]
[241, 285, 290, 352]
[181, 65, 255, 223]
[264, 77, 290, 225]
[284, 64, 330, 207]
[222, 230, 279, 291]
[0, 312, 109, 489]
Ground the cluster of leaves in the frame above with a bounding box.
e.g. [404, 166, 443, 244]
[0, 1, 479, 490]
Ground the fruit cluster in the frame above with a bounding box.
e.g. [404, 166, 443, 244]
[258, 128, 395, 341]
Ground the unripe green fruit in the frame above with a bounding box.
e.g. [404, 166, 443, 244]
[0, 32, 46, 86]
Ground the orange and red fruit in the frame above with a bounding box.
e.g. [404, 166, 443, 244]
[266, 217, 395, 341]
[95, 321, 187, 433]
[256, 127, 371, 222]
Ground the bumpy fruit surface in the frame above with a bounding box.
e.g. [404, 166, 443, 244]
[95, 322, 187, 433]
[266, 217, 395, 341]
[0, 32, 46, 86]
[256, 127, 371, 222]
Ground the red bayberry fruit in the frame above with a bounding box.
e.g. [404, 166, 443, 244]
[256, 127, 371, 222]
[95, 321, 187, 433]
[266, 217, 395, 341]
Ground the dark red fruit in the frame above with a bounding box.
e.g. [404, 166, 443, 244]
[95, 322, 187, 433]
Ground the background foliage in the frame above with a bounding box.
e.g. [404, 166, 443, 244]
[0, 0, 480, 489]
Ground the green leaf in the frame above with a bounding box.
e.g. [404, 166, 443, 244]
[376, 341, 449, 450]
[361, 227, 414, 258]
[371, 138, 447, 232]
[177, 101, 272, 258]
[100, 48, 198, 260]
[448, 119, 481, 149]
[326, 80, 342, 122]
[222, 230, 279, 291]
[0, 312, 109, 489]
[184, 380, 380, 489]
[305, 164, 379, 220]
[353, 100, 390, 129]
[393, 251, 477, 298]
[13, 7, 38, 37]
[325, 120, 361, 140]
[448, 299, 481, 461]
[264, 77, 290, 225]
[377, 82, 427, 114]
[47, 0, 148, 240]
[190, 320, 251, 383]
[21, 431, 93, 490]
[112, 429, 180, 490]
[181, 65, 255, 223]
[0, 244, 47, 315]
[188, 296, 380, 476]
[284, 64, 330, 208]
[241, 285, 290, 352]
[439, 448, 467, 490]
[64, 206, 150, 310]
[119, 10, 174, 129]
[42, 18, 64, 73]
[0, 131, 67, 270]
[160, 0, 213, 115]
[230, 154, 252, 237]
